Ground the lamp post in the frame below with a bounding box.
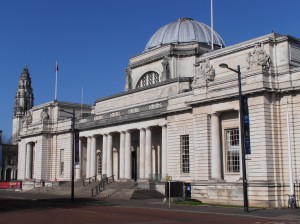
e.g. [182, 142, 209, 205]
[219, 63, 249, 212]
[59, 109, 75, 201]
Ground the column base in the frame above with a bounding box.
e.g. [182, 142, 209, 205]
[137, 178, 148, 182]
[209, 178, 225, 183]
[118, 178, 135, 182]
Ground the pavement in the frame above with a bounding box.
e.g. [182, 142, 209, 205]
[0, 190, 299, 223]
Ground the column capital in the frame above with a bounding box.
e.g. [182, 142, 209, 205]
[159, 124, 167, 128]
[210, 111, 221, 116]
[145, 126, 153, 131]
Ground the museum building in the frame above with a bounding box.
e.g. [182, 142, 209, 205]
[14, 18, 300, 207]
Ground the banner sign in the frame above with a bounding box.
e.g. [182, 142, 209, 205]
[0, 181, 22, 189]
[75, 131, 80, 164]
[243, 96, 251, 155]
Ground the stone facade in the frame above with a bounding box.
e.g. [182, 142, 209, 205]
[16, 18, 300, 208]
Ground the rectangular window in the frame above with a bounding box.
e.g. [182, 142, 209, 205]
[60, 149, 64, 175]
[181, 135, 190, 173]
[225, 128, 240, 173]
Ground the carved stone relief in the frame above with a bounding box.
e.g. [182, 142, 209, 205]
[23, 111, 32, 127]
[193, 59, 215, 87]
[246, 42, 271, 70]
[161, 56, 170, 81]
[40, 106, 49, 122]
[125, 67, 132, 91]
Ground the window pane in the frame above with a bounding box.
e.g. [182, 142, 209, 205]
[137, 71, 160, 88]
[181, 135, 190, 173]
[225, 129, 240, 173]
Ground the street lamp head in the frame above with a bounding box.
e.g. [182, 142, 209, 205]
[219, 63, 229, 69]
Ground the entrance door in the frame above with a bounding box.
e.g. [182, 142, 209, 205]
[131, 151, 137, 181]
[6, 168, 11, 181]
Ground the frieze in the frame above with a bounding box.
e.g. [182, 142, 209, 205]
[128, 108, 140, 114]
[79, 119, 87, 123]
[94, 115, 104, 121]
[110, 111, 121, 118]
[76, 100, 168, 129]
[149, 103, 162, 110]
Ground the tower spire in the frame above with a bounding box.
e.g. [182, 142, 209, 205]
[12, 65, 34, 143]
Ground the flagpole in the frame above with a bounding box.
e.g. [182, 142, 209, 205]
[55, 61, 58, 101]
[81, 86, 84, 118]
[211, 0, 214, 50]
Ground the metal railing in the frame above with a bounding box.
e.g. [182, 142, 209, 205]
[82, 174, 102, 186]
[91, 175, 114, 197]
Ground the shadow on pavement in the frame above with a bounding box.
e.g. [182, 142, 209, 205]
[0, 194, 117, 213]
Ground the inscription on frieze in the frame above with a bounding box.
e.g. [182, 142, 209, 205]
[110, 111, 121, 118]
[76, 100, 168, 129]
[128, 108, 140, 114]
[149, 103, 162, 110]
[79, 119, 87, 123]
[94, 115, 104, 121]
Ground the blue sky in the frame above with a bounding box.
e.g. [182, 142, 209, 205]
[1, 0, 300, 139]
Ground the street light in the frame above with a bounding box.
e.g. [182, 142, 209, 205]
[219, 63, 249, 213]
[59, 108, 75, 201]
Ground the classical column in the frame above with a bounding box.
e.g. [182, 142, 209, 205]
[107, 134, 113, 177]
[119, 131, 125, 179]
[75, 138, 82, 180]
[152, 146, 156, 176]
[25, 143, 33, 179]
[161, 125, 167, 180]
[11, 170, 15, 180]
[90, 136, 97, 177]
[139, 128, 145, 179]
[86, 137, 91, 178]
[145, 128, 152, 179]
[211, 113, 222, 180]
[102, 134, 107, 176]
[113, 149, 119, 180]
[157, 145, 161, 178]
[124, 131, 132, 179]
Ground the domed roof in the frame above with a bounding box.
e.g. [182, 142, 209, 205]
[145, 18, 225, 51]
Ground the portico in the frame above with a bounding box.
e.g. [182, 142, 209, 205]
[76, 120, 167, 182]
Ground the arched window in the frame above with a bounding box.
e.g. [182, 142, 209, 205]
[136, 71, 160, 88]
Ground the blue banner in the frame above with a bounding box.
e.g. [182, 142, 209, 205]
[243, 97, 251, 155]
